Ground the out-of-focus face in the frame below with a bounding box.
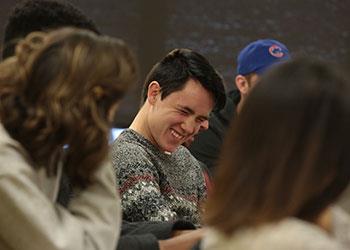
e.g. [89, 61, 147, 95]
[107, 102, 120, 123]
[246, 73, 260, 93]
[236, 73, 260, 113]
[145, 78, 214, 153]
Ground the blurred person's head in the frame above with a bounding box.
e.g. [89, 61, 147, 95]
[2, 0, 100, 59]
[0, 28, 136, 188]
[133, 48, 225, 153]
[235, 39, 290, 112]
[205, 57, 350, 235]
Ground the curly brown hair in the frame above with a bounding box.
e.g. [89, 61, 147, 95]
[0, 28, 137, 188]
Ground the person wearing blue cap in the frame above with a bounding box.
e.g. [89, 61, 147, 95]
[188, 39, 290, 174]
[235, 39, 290, 112]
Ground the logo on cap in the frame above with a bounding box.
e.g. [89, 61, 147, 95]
[269, 45, 284, 58]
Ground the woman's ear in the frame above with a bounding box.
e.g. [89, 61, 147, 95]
[147, 81, 161, 105]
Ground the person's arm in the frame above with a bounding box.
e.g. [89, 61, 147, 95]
[121, 220, 196, 238]
[117, 230, 203, 250]
[118, 221, 201, 250]
[0, 147, 120, 250]
[118, 234, 160, 250]
[159, 229, 205, 250]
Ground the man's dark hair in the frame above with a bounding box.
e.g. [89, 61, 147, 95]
[142, 48, 226, 111]
[2, 0, 100, 59]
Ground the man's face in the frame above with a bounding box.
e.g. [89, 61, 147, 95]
[246, 73, 260, 93]
[236, 73, 260, 113]
[146, 78, 214, 153]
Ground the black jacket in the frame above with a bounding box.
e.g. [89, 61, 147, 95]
[188, 90, 240, 174]
[118, 220, 196, 250]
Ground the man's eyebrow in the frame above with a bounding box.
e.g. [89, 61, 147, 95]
[178, 105, 195, 114]
[198, 114, 209, 121]
[178, 105, 209, 120]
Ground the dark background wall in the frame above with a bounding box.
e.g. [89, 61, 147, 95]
[1, 0, 349, 127]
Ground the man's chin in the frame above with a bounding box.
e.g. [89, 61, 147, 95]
[161, 143, 180, 154]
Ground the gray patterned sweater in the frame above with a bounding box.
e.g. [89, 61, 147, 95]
[112, 129, 207, 225]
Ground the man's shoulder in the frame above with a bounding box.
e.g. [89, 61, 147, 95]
[173, 146, 202, 168]
[113, 138, 141, 152]
[112, 129, 149, 154]
[111, 130, 159, 172]
[112, 130, 148, 157]
[175, 145, 197, 158]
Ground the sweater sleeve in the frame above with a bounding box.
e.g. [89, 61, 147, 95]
[117, 234, 159, 250]
[0, 146, 120, 250]
[121, 220, 196, 239]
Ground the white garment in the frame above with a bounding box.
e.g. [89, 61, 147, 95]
[202, 207, 350, 250]
[0, 124, 121, 250]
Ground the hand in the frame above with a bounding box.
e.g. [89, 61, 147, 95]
[172, 230, 196, 237]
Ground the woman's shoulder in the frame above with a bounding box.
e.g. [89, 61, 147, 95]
[0, 123, 33, 176]
[331, 205, 350, 248]
[202, 218, 344, 250]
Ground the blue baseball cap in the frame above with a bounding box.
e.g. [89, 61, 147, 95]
[236, 39, 290, 75]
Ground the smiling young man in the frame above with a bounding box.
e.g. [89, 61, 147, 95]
[112, 48, 225, 225]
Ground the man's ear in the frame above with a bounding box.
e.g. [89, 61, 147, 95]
[235, 75, 249, 95]
[147, 81, 161, 105]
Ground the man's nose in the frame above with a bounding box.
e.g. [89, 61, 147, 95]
[200, 120, 209, 131]
[180, 118, 197, 135]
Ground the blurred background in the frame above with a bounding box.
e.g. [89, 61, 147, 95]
[1, 0, 349, 128]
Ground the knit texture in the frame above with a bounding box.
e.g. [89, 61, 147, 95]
[112, 129, 207, 225]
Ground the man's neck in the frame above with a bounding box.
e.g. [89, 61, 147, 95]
[129, 105, 147, 136]
[129, 104, 158, 150]
[236, 96, 245, 114]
